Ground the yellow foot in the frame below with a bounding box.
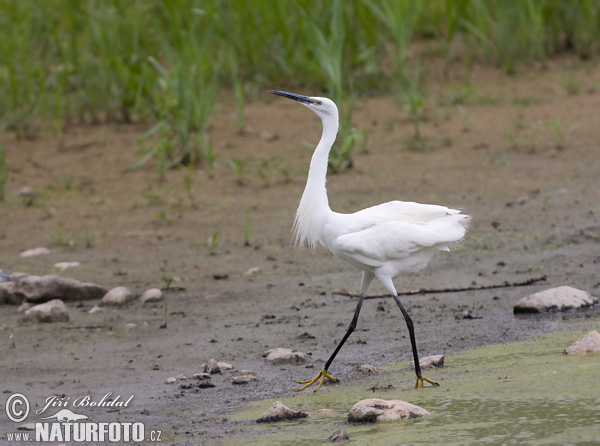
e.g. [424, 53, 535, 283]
[415, 376, 439, 388]
[297, 367, 338, 393]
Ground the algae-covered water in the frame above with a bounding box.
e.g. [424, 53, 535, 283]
[230, 331, 600, 445]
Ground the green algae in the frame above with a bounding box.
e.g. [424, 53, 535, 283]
[228, 330, 600, 445]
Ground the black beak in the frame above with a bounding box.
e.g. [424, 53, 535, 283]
[268, 90, 313, 105]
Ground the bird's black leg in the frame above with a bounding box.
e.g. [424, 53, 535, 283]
[392, 294, 439, 388]
[298, 293, 365, 392]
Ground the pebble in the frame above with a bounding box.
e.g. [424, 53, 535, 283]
[0, 274, 106, 305]
[20, 299, 69, 324]
[203, 359, 221, 374]
[358, 364, 381, 374]
[263, 348, 307, 365]
[231, 375, 256, 384]
[348, 398, 430, 423]
[564, 330, 600, 354]
[89, 305, 104, 314]
[514, 286, 598, 313]
[54, 262, 81, 271]
[19, 247, 50, 258]
[99, 286, 134, 307]
[405, 354, 446, 371]
[328, 428, 349, 442]
[256, 401, 307, 423]
[140, 288, 163, 304]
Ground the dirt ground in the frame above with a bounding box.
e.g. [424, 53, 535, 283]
[1, 59, 599, 444]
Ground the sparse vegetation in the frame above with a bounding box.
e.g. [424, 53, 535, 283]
[2, 1, 600, 174]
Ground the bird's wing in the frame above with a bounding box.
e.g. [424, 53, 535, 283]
[332, 214, 468, 267]
[352, 201, 460, 224]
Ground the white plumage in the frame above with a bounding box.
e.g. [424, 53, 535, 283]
[269, 90, 470, 392]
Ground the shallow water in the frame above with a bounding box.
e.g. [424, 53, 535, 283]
[231, 331, 600, 445]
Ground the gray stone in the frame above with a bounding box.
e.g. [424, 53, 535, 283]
[140, 288, 163, 303]
[564, 330, 600, 354]
[20, 299, 69, 324]
[231, 374, 256, 384]
[329, 428, 349, 442]
[262, 348, 307, 365]
[54, 262, 81, 271]
[405, 354, 446, 371]
[203, 359, 221, 374]
[0, 275, 106, 305]
[514, 286, 598, 313]
[348, 398, 430, 423]
[99, 286, 133, 307]
[256, 401, 307, 423]
[358, 364, 381, 374]
[19, 247, 50, 258]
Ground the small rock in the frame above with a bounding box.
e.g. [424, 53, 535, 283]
[514, 286, 598, 313]
[88, 305, 104, 314]
[204, 359, 221, 374]
[99, 286, 133, 307]
[329, 428, 349, 442]
[231, 375, 256, 384]
[358, 364, 381, 374]
[0, 274, 106, 305]
[124, 323, 137, 327]
[243, 266, 260, 277]
[192, 373, 212, 380]
[455, 310, 474, 319]
[20, 299, 69, 324]
[17, 302, 33, 312]
[263, 348, 307, 365]
[217, 361, 233, 370]
[237, 369, 256, 376]
[564, 330, 600, 354]
[165, 374, 187, 384]
[54, 262, 81, 271]
[405, 355, 445, 371]
[256, 401, 308, 423]
[140, 288, 163, 304]
[19, 247, 50, 258]
[18, 423, 36, 431]
[348, 398, 430, 423]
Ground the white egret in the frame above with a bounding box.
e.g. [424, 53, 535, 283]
[268, 90, 470, 392]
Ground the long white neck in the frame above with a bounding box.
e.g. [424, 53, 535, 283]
[293, 116, 338, 249]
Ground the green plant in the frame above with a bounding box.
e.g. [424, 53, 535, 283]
[544, 119, 577, 149]
[206, 231, 219, 255]
[229, 159, 246, 185]
[243, 216, 251, 247]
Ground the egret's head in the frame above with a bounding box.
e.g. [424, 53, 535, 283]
[268, 90, 338, 127]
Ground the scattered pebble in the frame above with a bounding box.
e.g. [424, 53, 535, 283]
[328, 428, 349, 442]
[217, 361, 233, 370]
[54, 262, 81, 271]
[192, 373, 212, 380]
[358, 364, 381, 374]
[263, 348, 307, 365]
[348, 398, 430, 423]
[18, 423, 36, 431]
[140, 288, 163, 304]
[564, 330, 600, 354]
[0, 274, 106, 305]
[203, 359, 221, 374]
[231, 375, 256, 384]
[256, 401, 307, 423]
[243, 266, 260, 277]
[99, 286, 134, 307]
[19, 247, 50, 258]
[514, 286, 598, 313]
[20, 299, 69, 324]
[405, 355, 445, 371]
[165, 374, 187, 384]
[89, 305, 104, 314]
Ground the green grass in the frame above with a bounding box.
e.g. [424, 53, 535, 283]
[1, 0, 600, 172]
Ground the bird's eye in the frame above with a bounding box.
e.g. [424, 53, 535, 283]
[314, 100, 322, 105]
